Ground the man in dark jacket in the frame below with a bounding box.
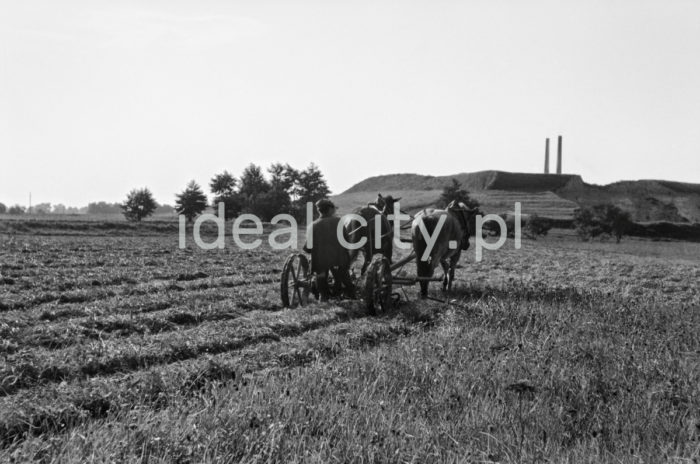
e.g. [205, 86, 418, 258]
[303, 199, 354, 301]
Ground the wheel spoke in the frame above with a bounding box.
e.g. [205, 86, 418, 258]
[293, 259, 304, 305]
[289, 257, 298, 282]
[294, 283, 304, 305]
[295, 260, 303, 282]
[291, 285, 298, 306]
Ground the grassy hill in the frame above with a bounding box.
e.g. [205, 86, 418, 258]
[335, 171, 700, 223]
[344, 171, 581, 194]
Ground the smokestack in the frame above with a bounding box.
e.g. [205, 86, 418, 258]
[544, 138, 550, 174]
[556, 135, 562, 174]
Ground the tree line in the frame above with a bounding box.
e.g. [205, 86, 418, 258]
[121, 162, 330, 223]
[0, 163, 331, 223]
[0, 168, 636, 242]
[0, 203, 84, 215]
[0, 201, 174, 216]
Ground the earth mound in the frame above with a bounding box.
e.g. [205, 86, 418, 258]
[339, 171, 700, 223]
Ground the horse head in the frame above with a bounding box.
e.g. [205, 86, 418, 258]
[446, 200, 477, 250]
[375, 193, 402, 215]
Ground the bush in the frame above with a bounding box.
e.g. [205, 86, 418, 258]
[0, 203, 6, 214]
[525, 214, 552, 239]
[574, 204, 632, 243]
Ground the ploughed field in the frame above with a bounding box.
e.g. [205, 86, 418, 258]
[1, 225, 699, 463]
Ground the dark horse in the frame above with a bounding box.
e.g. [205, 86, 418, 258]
[411, 200, 474, 298]
[344, 194, 400, 275]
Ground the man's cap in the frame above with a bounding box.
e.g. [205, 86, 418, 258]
[315, 199, 336, 211]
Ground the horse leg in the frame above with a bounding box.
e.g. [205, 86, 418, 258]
[348, 248, 358, 274]
[383, 238, 393, 264]
[420, 281, 428, 299]
[447, 254, 460, 293]
[316, 271, 330, 302]
[361, 243, 371, 274]
[440, 260, 450, 291]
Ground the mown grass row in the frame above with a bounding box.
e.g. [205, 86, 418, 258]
[0, 304, 369, 397]
[0, 305, 417, 448]
[0, 280, 603, 358]
[0, 235, 285, 297]
[0, 287, 238, 327]
[0, 286, 282, 361]
[0, 270, 280, 313]
[5, 291, 697, 463]
[0, 304, 250, 354]
[0, 259, 281, 295]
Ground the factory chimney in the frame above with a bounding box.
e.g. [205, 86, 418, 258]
[556, 135, 562, 175]
[544, 138, 550, 174]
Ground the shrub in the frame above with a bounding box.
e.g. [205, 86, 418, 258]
[574, 204, 632, 243]
[525, 214, 552, 239]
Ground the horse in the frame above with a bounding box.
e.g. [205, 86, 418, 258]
[343, 193, 400, 275]
[372, 193, 401, 215]
[411, 200, 474, 298]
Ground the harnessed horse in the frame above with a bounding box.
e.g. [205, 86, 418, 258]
[343, 194, 400, 275]
[411, 200, 475, 298]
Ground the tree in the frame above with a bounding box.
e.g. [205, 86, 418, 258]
[269, 163, 298, 193]
[266, 163, 294, 217]
[239, 164, 271, 200]
[52, 204, 67, 214]
[209, 171, 237, 196]
[175, 181, 208, 222]
[574, 203, 632, 243]
[121, 188, 157, 222]
[292, 163, 331, 220]
[238, 164, 273, 218]
[8, 205, 26, 215]
[210, 171, 243, 218]
[34, 203, 52, 214]
[437, 178, 479, 209]
[604, 204, 633, 243]
[0, 203, 6, 214]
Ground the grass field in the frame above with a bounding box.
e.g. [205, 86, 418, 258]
[1, 219, 699, 463]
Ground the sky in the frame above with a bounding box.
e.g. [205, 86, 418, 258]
[1, 0, 699, 207]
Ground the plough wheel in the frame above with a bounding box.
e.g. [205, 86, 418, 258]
[364, 254, 392, 315]
[281, 253, 310, 308]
